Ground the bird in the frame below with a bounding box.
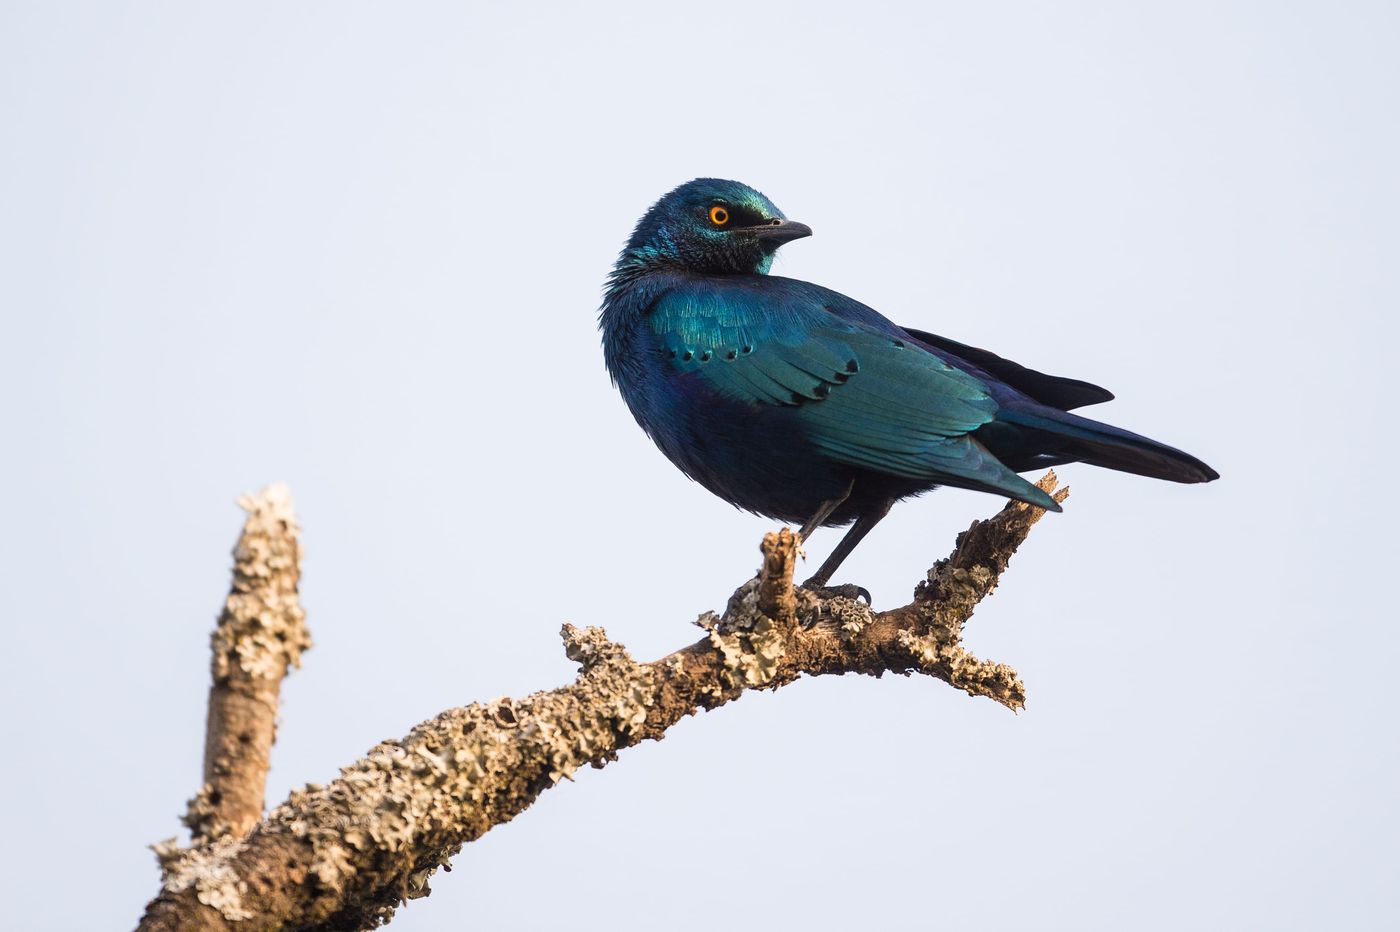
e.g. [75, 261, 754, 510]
[599, 178, 1218, 590]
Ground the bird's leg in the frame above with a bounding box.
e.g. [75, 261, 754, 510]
[802, 497, 895, 591]
[797, 478, 855, 542]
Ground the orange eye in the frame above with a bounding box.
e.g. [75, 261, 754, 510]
[709, 206, 729, 226]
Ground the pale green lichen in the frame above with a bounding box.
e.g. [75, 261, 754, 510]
[896, 629, 1025, 709]
[155, 834, 254, 922]
[241, 624, 658, 910]
[925, 564, 995, 622]
[143, 479, 1063, 928]
[811, 596, 873, 642]
[704, 574, 789, 689]
[707, 615, 786, 689]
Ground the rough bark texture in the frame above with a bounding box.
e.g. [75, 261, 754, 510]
[152, 484, 311, 875]
[137, 472, 1068, 932]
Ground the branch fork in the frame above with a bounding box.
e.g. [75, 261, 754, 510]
[138, 472, 1068, 932]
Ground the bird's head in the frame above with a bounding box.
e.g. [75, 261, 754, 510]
[618, 178, 811, 276]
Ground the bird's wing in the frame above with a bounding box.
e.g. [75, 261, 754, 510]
[901, 328, 1115, 411]
[647, 282, 1059, 507]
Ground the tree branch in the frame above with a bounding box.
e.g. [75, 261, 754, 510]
[152, 484, 310, 874]
[136, 472, 1068, 932]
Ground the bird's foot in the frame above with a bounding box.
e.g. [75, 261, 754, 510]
[798, 581, 874, 630]
[799, 581, 872, 605]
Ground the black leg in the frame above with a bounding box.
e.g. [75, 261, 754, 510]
[802, 498, 894, 588]
[797, 478, 854, 542]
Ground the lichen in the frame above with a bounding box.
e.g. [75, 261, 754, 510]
[707, 614, 786, 689]
[896, 627, 1026, 709]
[810, 595, 873, 641]
[211, 483, 311, 681]
[155, 834, 254, 922]
[238, 624, 658, 915]
[138, 475, 1067, 931]
[178, 784, 219, 841]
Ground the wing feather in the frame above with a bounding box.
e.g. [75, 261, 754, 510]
[645, 281, 1056, 507]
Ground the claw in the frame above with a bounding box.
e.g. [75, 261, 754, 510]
[801, 581, 871, 605]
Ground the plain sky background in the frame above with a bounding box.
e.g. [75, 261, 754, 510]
[2, 2, 1395, 929]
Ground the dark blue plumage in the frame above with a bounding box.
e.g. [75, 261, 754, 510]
[600, 179, 1218, 586]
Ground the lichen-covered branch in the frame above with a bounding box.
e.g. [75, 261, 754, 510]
[155, 484, 311, 872]
[137, 472, 1067, 932]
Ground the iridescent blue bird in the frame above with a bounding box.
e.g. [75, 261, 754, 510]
[600, 179, 1218, 588]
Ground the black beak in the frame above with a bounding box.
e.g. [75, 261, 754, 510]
[752, 218, 813, 244]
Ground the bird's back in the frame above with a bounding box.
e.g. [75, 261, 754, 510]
[600, 178, 1216, 583]
[601, 270, 1080, 519]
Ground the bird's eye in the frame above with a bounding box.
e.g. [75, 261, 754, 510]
[709, 206, 729, 226]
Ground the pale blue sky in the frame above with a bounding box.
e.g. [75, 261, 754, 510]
[1, 2, 1395, 929]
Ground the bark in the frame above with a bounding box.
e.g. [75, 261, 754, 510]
[152, 485, 310, 867]
[137, 472, 1068, 932]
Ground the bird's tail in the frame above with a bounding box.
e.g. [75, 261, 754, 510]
[996, 405, 1219, 484]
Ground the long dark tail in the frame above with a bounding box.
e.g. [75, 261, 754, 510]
[996, 405, 1219, 484]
